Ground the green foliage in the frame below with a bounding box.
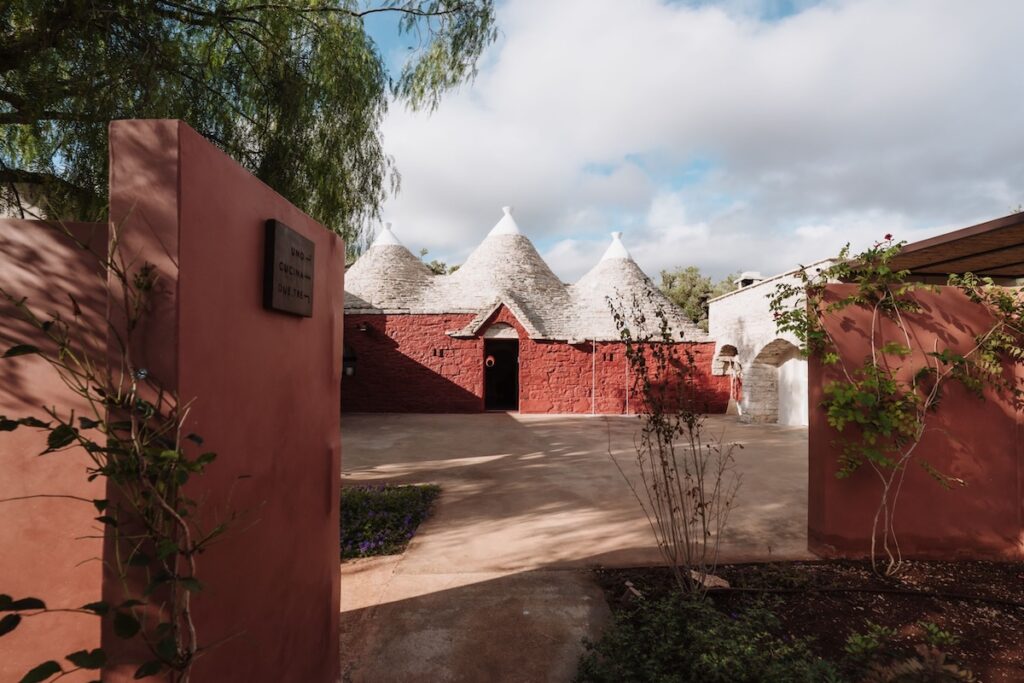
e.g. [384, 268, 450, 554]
[659, 266, 739, 332]
[0, 225, 236, 681]
[918, 621, 959, 649]
[341, 483, 440, 558]
[576, 595, 840, 683]
[842, 622, 974, 682]
[768, 235, 1024, 576]
[419, 248, 460, 275]
[0, 1, 497, 252]
[578, 593, 976, 683]
[2, 343, 39, 357]
[843, 621, 897, 666]
[823, 360, 923, 479]
[113, 610, 142, 639]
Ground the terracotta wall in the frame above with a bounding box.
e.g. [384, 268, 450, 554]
[342, 307, 729, 414]
[808, 284, 1023, 560]
[105, 120, 345, 680]
[0, 220, 108, 682]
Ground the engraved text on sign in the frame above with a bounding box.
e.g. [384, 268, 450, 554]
[263, 219, 314, 317]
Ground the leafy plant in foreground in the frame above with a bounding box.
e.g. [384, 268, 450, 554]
[769, 237, 1024, 576]
[0, 221, 237, 682]
[576, 595, 840, 683]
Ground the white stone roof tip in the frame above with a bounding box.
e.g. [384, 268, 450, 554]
[600, 231, 632, 261]
[371, 222, 403, 247]
[487, 206, 521, 236]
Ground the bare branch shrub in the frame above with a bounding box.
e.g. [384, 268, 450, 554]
[608, 290, 742, 596]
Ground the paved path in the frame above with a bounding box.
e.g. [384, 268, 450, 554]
[340, 413, 810, 681]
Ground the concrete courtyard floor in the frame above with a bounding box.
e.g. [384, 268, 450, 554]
[340, 413, 811, 681]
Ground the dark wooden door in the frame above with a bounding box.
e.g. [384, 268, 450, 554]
[484, 339, 519, 410]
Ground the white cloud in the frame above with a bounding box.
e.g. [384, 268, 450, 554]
[794, 224, 833, 240]
[378, 0, 1024, 280]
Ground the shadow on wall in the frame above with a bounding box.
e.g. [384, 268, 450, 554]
[342, 314, 483, 413]
[0, 221, 108, 415]
[629, 345, 731, 415]
[0, 220, 111, 682]
[342, 313, 731, 415]
[810, 284, 1024, 561]
[742, 338, 804, 425]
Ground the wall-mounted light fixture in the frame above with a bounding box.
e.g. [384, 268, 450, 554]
[343, 344, 357, 377]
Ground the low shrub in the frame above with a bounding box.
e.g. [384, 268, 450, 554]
[340, 484, 440, 559]
[575, 594, 841, 683]
[844, 621, 898, 667]
[577, 592, 977, 683]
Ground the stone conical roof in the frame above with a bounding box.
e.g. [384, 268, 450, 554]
[570, 232, 709, 342]
[413, 207, 570, 337]
[344, 223, 433, 311]
[343, 214, 707, 342]
[445, 208, 566, 307]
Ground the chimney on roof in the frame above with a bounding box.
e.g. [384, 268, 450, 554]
[738, 271, 763, 288]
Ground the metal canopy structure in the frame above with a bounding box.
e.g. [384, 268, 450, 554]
[891, 212, 1024, 278]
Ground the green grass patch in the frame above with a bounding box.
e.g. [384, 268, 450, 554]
[340, 484, 440, 559]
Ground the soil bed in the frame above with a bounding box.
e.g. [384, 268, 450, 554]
[593, 560, 1024, 682]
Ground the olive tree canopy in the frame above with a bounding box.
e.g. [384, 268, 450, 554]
[0, 0, 497, 251]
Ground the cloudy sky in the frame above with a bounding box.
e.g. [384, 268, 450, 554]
[367, 0, 1024, 282]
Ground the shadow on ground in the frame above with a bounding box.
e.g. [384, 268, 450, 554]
[339, 412, 810, 682]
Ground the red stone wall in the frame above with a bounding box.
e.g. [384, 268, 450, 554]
[809, 284, 1023, 560]
[342, 312, 482, 412]
[342, 306, 729, 414]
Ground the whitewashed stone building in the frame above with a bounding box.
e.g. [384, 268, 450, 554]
[708, 261, 831, 426]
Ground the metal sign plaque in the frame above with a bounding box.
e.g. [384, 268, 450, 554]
[263, 219, 314, 317]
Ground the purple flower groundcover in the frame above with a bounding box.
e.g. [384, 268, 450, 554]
[340, 483, 441, 559]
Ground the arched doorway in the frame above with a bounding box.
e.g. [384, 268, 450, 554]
[741, 338, 806, 425]
[713, 344, 741, 415]
[483, 323, 519, 411]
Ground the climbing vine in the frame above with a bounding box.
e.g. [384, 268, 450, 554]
[770, 236, 1024, 576]
[0, 222, 236, 682]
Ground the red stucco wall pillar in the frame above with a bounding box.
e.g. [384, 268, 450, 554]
[103, 119, 344, 681]
[808, 284, 1023, 560]
[0, 220, 108, 682]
